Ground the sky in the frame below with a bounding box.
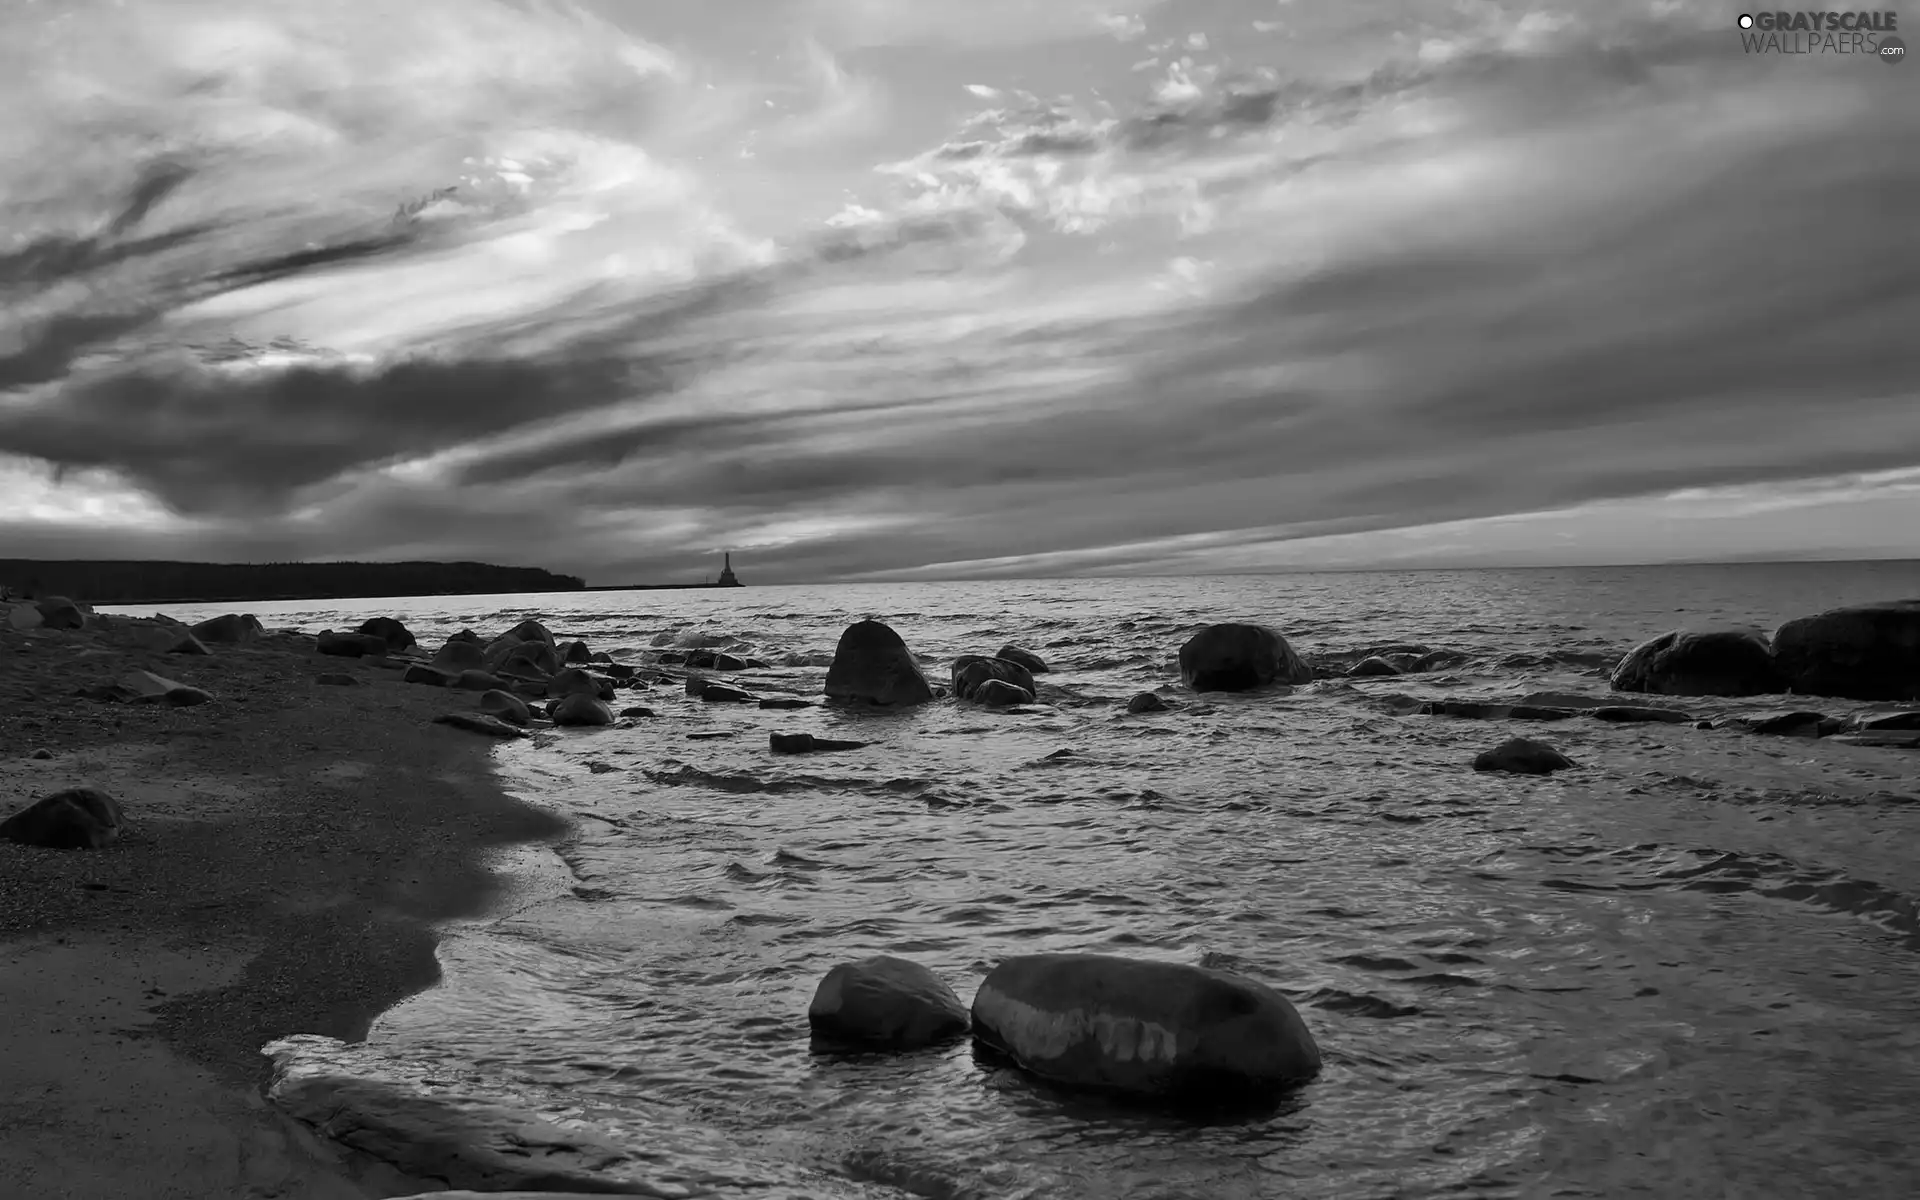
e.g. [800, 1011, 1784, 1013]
[1, 0, 1915, 585]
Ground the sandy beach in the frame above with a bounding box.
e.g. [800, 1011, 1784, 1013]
[0, 613, 567, 1199]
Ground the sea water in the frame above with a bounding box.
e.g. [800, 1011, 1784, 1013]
[116, 564, 1920, 1199]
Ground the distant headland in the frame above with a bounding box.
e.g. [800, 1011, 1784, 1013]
[0, 554, 750, 605]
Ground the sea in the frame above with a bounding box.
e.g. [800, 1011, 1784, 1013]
[110, 563, 1920, 1200]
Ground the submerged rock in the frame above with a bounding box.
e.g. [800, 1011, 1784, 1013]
[824, 620, 934, 707]
[1126, 692, 1169, 714]
[0, 787, 126, 849]
[549, 693, 615, 727]
[1346, 656, 1401, 678]
[808, 956, 970, 1049]
[770, 732, 869, 754]
[1610, 629, 1782, 697]
[996, 645, 1050, 674]
[975, 678, 1035, 707]
[971, 953, 1321, 1103]
[1772, 600, 1920, 701]
[1472, 737, 1576, 775]
[1178, 624, 1313, 692]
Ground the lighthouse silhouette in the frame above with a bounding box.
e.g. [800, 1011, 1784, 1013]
[716, 552, 741, 587]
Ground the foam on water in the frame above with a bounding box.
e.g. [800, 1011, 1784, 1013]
[115, 565, 1920, 1198]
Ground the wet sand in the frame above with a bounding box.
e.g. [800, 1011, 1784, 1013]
[0, 615, 567, 1199]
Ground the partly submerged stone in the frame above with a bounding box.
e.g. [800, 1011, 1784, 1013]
[1610, 629, 1782, 697]
[759, 697, 814, 710]
[1346, 656, 1401, 678]
[824, 620, 933, 707]
[1178, 624, 1313, 693]
[970, 953, 1321, 1103]
[0, 787, 126, 849]
[952, 654, 1036, 702]
[974, 678, 1034, 707]
[1771, 600, 1920, 702]
[1590, 705, 1692, 724]
[1472, 737, 1576, 775]
[995, 645, 1050, 674]
[808, 956, 970, 1049]
[770, 732, 868, 754]
[1126, 692, 1169, 714]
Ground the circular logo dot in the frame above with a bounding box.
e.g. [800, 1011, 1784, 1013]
[1881, 34, 1907, 63]
[1738, 13, 1754, 29]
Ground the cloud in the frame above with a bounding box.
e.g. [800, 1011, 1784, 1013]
[803, 0, 1172, 48]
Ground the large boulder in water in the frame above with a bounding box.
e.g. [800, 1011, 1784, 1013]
[807, 956, 969, 1049]
[1472, 737, 1576, 775]
[356, 617, 416, 653]
[1609, 629, 1782, 697]
[1177, 624, 1312, 692]
[970, 953, 1321, 1103]
[1771, 600, 1920, 701]
[823, 620, 933, 707]
[0, 787, 126, 849]
[952, 654, 1036, 701]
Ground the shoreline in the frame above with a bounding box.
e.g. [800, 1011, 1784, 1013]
[0, 616, 568, 1198]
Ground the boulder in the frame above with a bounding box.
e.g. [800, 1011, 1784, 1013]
[431, 639, 488, 673]
[7, 602, 44, 630]
[995, 645, 1049, 674]
[760, 697, 814, 710]
[807, 956, 969, 1049]
[699, 682, 757, 704]
[1609, 629, 1782, 697]
[453, 670, 503, 692]
[0, 788, 126, 849]
[314, 673, 360, 686]
[356, 617, 416, 653]
[479, 689, 531, 726]
[1741, 710, 1846, 738]
[1126, 692, 1169, 714]
[970, 954, 1321, 1102]
[190, 613, 263, 644]
[952, 655, 1037, 702]
[549, 668, 615, 702]
[975, 678, 1034, 707]
[167, 633, 211, 656]
[402, 665, 453, 687]
[34, 596, 86, 630]
[1178, 624, 1313, 692]
[823, 620, 934, 707]
[447, 629, 483, 645]
[561, 639, 592, 665]
[491, 640, 561, 677]
[318, 630, 388, 657]
[1346, 656, 1401, 678]
[113, 669, 213, 707]
[618, 706, 656, 719]
[1472, 737, 1576, 774]
[1858, 710, 1920, 732]
[1771, 600, 1920, 701]
[503, 619, 554, 646]
[770, 733, 869, 754]
[712, 652, 748, 672]
[549, 693, 615, 727]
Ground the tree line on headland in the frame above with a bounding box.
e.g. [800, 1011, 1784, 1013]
[0, 559, 587, 605]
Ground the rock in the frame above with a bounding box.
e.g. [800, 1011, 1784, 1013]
[556, 639, 590, 665]
[549, 668, 615, 702]
[808, 956, 969, 1049]
[1178, 624, 1313, 692]
[549, 693, 615, 727]
[1346, 656, 1401, 678]
[1827, 731, 1920, 749]
[28, 749, 52, 760]
[711, 652, 748, 672]
[190, 613, 263, 644]
[1472, 737, 1576, 774]
[1590, 705, 1692, 724]
[1771, 600, 1920, 701]
[167, 633, 211, 656]
[114, 669, 213, 707]
[0, 788, 126, 849]
[1423, 699, 1580, 721]
[402, 664, 453, 687]
[590, 651, 613, 663]
[618, 706, 656, 719]
[447, 629, 483, 645]
[601, 662, 636, 682]
[974, 678, 1034, 707]
[823, 620, 934, 707]
[770, 733, 869, 754]
[1858, 710, 1920, 732]
[491, 640, 561, 677]
[503, 619, 554, 646]
[1745, 710, 1843, 738]
[1516, 691, 1608, 710]
[7, 602, 44, 630]
[430, 639, 487, 673]
[431, 713, 531, 738]
[970, 954, 1321, 1102]
[686, 730, 734, 740]
[699, 683, 757, 704]
[759, 697, 814, 710]
[34, 596, 86, 630]
[1414, 648, 1471, 671]
[453, 670, 503, 692]
[479, 690, 531, 726]
[1609, 629, 1782, 697]
[356, 617, 416, 653]
[314, 672, 360, 686]
[655, 650, 687, 665]
[318, 630, 388, 657]
[996, 645, 1050, 674]
[953, 655, 1037, 702]
[1126, 692, 1169, 714]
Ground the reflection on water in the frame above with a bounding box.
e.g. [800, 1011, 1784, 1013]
[118, 564, 1920, 1198]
